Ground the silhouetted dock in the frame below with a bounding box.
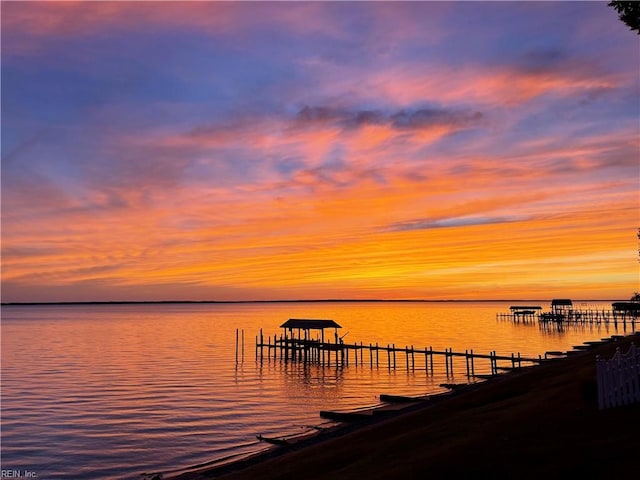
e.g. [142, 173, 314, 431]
[496, 300, 639, 326]
[253, 319, 547, 377]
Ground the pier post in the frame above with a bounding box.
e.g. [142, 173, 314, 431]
[393, 344, 396, 369]
[518, 352, 521, 368]
[489, 351, 493, 375]
[284, 331, 288, 362]
[424, 347, 428, 374]
[470, 349, 475, 376]
[445, 348, 449, 375]
[411, 345, 415, 370]
[430, 346, 434, 373]
[465, 350, 470, 377]
[376, 343, 379, 367]
[491, 351, 497, 375]
[387, 344, 391, 370]
[450, 348, 454, 374]
[406, 346, 409, 370]
[369, 343, 373, 368]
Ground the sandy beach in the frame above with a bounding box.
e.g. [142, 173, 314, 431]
[175, 332, 640, 480]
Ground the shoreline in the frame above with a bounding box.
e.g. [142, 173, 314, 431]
[169, 332, 640, 479]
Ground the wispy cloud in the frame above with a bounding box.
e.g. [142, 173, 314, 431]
[293, 105, 484, 132]
[385, 215, 527, 232]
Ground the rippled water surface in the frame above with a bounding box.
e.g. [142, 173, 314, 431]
[1, 301, 634, 479]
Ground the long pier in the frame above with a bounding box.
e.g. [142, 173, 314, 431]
[253, 329, 545, 377]
[496, 307, 638, 326]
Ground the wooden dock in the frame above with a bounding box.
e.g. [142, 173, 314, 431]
[254, 328, 545, 377]
[496, 303, 639, 326]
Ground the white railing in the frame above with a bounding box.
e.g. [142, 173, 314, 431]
[596, 343, 640, 410]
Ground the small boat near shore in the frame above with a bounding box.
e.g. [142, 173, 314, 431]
[572, 344, 592, 351]
[319, 409, 373, 422]
[379, 393, 430, 403]
[320, 399, 425, 422]
[256, 434, 290, 446]
[440, 382, 473, 391]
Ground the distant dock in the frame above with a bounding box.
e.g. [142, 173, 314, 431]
[496, 300, 639, 326]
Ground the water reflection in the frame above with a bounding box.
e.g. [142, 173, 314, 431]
[538, 319, 634, 337]
[1, 301, 637, 480]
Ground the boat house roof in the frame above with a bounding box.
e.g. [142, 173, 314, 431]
[280, 318, 342, 330]
[612, 302, 640, 312]
[551, 299, 573, 306]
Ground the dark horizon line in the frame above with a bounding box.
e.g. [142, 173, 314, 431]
[0, 298, 625, 307]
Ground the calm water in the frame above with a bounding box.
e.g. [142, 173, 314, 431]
[1, 301, 634, 479]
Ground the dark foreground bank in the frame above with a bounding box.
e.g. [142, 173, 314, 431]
[175, 333, 640, 480]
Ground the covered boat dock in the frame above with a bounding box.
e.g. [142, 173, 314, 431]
[612, 302, 640, 320]
[280, 318, 342, 343]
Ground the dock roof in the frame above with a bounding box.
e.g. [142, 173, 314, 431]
[280, 318, 342, 330]
[551, 299, 573, 306]
[612, 302, 640, 312]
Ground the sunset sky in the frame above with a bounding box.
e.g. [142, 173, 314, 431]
[1, 1, 638, 303]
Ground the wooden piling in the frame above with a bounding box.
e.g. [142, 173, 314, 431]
[411, 345, 415, 370]
[405, 346, 409, 370]
[369, 343, 373, 368]
[393, 344, 396, 369]
[465, 349, 470, 377]
[470, 349, 475, 376]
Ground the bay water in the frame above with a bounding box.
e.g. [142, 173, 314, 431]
[1, 301, 633, 479]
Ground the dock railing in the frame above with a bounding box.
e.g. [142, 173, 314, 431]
[596, 343, 640, 410]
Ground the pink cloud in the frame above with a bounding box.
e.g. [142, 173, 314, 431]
[363, 62, 617, 109]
